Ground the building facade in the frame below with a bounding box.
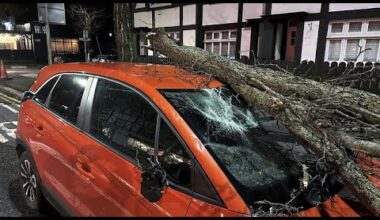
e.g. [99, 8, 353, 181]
[133, 3, 380, 68]
[0, 16, 82, 64]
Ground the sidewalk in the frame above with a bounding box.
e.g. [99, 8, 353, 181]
[0, 68, 40, 101]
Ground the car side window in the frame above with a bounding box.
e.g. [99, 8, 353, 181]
[158, 120, 192, 190]
[34, 76, 59, 105]
[89, 79, 157, 169]
[47, 75, 89, 124]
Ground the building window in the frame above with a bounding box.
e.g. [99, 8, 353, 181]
[204, 30, 237, 59]
[328, 40, 341, 60]
[348, 22, 362, 32]
[331, 23, 343, 33]
[326, 18, 380, 62]
[364, 39, 380, 61]
[51, 38, 79, 54]
[0, 33, 32, 50]
[368, 21, 380, 32]
[345, 39, 360, 61]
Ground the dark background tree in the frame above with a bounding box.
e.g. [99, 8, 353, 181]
[0, 3, 36, 27]
[67, 3, 106, 61]
[113, 3, 136, 62]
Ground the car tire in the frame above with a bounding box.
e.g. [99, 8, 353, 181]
[19, 151, 44, 211]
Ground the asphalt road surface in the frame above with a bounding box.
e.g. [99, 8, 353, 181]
[0, 93, 59, 217]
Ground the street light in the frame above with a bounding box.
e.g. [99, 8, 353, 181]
[109, 32, 112, 37]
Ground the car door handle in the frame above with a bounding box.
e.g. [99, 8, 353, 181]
[75, 161, 95, 181]
[34, 124, 44, 134]
[75, 155, 95, 181]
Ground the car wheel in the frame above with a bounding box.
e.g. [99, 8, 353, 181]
[19, 151, 44, 210]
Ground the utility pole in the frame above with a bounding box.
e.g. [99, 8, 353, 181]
[96, 36, 102, 56]
[44, 3, 52, 64]
[79, 30, 90, 62]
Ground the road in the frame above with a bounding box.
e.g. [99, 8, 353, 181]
[0, 92, 59, 217]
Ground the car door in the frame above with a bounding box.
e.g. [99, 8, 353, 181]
[28, 74, 92, 214]
[71, 77, 193, 216]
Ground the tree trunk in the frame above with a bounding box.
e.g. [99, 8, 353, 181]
[113, 3, 135, 62]
[147, 29, 380, 215]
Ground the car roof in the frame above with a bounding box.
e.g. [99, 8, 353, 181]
[31, 62, 223, 92]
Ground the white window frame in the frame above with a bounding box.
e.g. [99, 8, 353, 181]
[325, 18, 380, 63]
[203, 29, 237, 59]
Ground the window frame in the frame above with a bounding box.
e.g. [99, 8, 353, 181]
[33, 74, 61, 105]
[81, 75, 225, 207]
[45, 74, 93, 126]
[203, 29, 237, 59]
[325, 18, 380, 63]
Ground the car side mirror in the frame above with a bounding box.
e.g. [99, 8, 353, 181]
[140, 164, 167, 203]
[21, 91, 34, 103]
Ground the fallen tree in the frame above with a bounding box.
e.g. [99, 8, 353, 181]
[147, 29, 380, 215]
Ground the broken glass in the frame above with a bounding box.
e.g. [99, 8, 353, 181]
[161, 86, 342, 210]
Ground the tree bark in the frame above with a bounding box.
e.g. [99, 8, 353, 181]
[113, 3, 135, 62]
[147, 29, 380, 215]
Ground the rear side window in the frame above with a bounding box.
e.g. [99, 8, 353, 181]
[34, 76, 59, 105]
[47, 75, 89, 124]
[90, 79, 157, 169]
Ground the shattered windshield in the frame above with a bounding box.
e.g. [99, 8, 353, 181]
[160, 86, 342, 209]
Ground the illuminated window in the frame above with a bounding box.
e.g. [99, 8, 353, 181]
[0, 33, 32, 50]
[51, 38, 79, 54]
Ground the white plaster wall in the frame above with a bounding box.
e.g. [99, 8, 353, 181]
[203, 4, 239, 25]
[329, 3, 380, 12]
[155, 7, 180, 28]
[183, 30, 196, 46]
[243, 3, 264, 21]
[301, 20, 320, 62]
[183, 4, 196, 25]
[271, 3, 321, 14]
[240, 27, 251, 58]
[134, 11, 152, 28]
[135, 3, 145, 9]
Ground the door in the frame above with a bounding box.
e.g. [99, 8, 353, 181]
[28, 74, 92, 213]
[72, 78, 193, 216]
[285, 26, 297, 61]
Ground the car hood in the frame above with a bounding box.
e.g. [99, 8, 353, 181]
[295, 194, 360, 217]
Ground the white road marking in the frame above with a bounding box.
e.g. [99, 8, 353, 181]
[0, 133, 8, 143]
[0, 98, 19, 144]
[0, 103, 18, 114]
[0, 121, 17, 139]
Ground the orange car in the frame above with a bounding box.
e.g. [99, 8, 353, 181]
[15, 62, 364, 216]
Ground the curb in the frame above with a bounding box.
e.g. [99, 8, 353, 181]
[0, 84, 22, 101]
